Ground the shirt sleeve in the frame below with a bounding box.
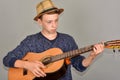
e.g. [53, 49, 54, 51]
[3, 36, 31, 67]
[71, 55, 87, 72]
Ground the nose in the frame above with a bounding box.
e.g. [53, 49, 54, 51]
[52, 22, 57, 28]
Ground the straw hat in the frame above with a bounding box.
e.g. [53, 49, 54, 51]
[34, 0, 64, 21]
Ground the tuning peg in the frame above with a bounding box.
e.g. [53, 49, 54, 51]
[113, 49, 115, 53]
[118, 46, 120, 52]
[118, 49, 120, 52]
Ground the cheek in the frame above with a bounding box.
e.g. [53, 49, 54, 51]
[42, 22, 48, 27]
[43, 24, 51, 29]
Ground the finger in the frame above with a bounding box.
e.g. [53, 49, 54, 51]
[93, 45, 101, 53]
[39, 62, 46, 68]
[97, 43, 104, 50]
[94, 44, 104, 53]
[32, 70, 42, 77]
[93, 47, 97, 53]
[34, 72, 41, 77]
[36, 66, 46, 77]
[33, 69, 46, 77]
[35, 61, 46, 68]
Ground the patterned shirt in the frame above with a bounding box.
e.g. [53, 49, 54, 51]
[3, 32, 87, 80]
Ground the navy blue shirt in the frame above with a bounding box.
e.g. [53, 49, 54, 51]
[3, 32, 86, 80]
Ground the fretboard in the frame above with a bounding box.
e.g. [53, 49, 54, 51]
[51, 45, 94, 62]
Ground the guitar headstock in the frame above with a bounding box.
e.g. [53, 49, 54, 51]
[105, 40, 120, 52]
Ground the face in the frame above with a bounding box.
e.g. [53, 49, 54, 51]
[37, 13, 59, 34]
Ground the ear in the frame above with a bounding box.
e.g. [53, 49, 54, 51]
[37, 18, 42, 25]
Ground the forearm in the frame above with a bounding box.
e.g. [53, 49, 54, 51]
[82, 54, 95, 67]
[14, 59, 46, 77]
[14, 60, 27, 68]
[82, 43, 104, 67]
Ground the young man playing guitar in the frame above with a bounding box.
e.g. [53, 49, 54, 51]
[3, 0, 104, 80]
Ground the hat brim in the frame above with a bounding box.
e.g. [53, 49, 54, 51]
[34, 8, 64, 21]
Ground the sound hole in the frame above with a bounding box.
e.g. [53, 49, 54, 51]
[42, 57, 52, 65]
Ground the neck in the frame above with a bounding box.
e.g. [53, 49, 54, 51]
[41, 31, 57, 40]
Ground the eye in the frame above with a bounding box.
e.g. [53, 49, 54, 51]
[55, 19, 58, 23]
[47, 21, 52, 24]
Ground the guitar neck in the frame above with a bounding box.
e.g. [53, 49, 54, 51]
[51, 45, 94, 62]
[45, 40, 119, 64]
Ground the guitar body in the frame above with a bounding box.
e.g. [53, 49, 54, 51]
[8, 48, 66, 80]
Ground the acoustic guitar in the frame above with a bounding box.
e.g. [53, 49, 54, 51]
[8, 40, 120, 80]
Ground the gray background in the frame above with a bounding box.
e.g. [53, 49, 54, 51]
[0, 0, 120, 80]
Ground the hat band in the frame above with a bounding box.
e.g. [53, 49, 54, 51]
[41, 7, 58, 14]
